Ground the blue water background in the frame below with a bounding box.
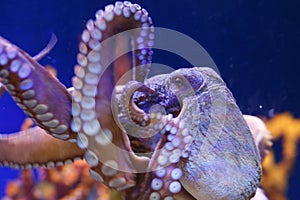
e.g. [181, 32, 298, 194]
[0, 0, 299, 199]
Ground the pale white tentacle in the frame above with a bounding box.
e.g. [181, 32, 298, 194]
[72, 1, 154, 191]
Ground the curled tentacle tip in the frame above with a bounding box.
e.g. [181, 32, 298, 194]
[33, 33, 58, 61]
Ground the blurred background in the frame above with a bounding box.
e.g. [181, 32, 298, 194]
[0, 0, 299, 199]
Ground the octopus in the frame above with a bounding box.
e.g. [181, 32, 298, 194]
[0, 1, 262, 200]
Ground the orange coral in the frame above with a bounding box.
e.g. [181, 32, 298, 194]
[260, 113, 300, 200]
[1, 160, 113, 200]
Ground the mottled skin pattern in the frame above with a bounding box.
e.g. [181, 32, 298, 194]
[125, 67, 262, 199]
[0, 1, 261, 199]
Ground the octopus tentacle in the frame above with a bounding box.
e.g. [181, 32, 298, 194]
[0, 34, 57, 98]
[71, 1, 153, 190]
[32, 33, 58, 61]
[0, 37, 77, 141]
[140, 117, 194, 199]
[0, 126, 84, 169]
[116, 81, 169, 140]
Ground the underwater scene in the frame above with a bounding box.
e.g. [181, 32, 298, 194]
[0, 0, 299, 199]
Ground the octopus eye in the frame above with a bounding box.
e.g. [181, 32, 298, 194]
[174, 77, 183, 86]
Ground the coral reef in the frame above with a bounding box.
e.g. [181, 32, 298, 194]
[1, 160, 112, 200]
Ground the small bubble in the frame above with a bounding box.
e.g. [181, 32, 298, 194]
[268, 109, 275, 117]
[259, 105, 263, 109]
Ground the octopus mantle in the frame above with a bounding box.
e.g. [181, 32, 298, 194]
[0, 1, 261, 200]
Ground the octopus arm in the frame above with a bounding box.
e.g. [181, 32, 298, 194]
[0, 126, 84, 169]
[32, 33, 57, 61]
[71, 1, 154, 191]
[0, 36, 77, 141]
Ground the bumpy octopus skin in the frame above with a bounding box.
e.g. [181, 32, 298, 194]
[0, 1, 262, 199]
[121, 67, 262, 199]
